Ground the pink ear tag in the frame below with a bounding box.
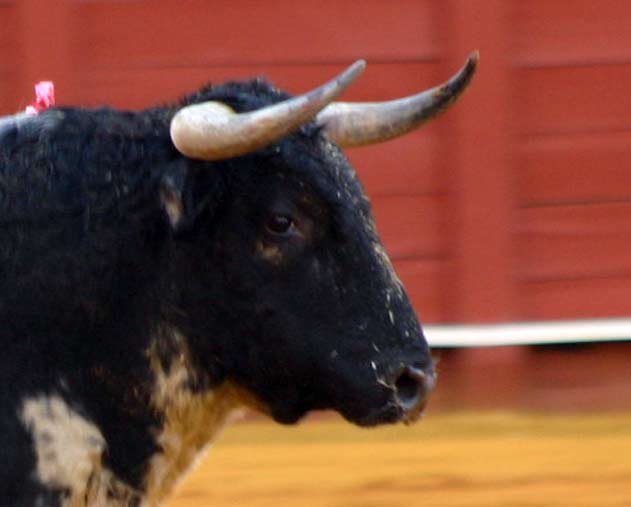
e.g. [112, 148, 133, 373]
[25, 81, 55, 115]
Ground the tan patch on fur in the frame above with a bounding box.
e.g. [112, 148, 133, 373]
[20, 395, 139, 507]
[160, 184, 184, 229]
[143, 334, 265, 507]
[255, 240, 284, 265]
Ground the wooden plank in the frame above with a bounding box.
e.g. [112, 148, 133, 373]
[73, 0, 438, 69]
[517, 203, 631, 280]
[513, 0, 631, 67]
[372, 194, 445, 260]
[519, 275, 631, 320]
[518, 131, 631, 205]
[516, 64, 631, 135]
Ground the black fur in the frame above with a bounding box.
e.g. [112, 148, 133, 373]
[0, 78, 433, 504]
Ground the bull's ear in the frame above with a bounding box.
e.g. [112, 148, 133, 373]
[160, 162, 223, 233]
[160, 163, 188, 231]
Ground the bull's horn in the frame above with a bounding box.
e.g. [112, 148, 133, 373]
[316, 51, 479, 147]
[170, 60, 366, 161]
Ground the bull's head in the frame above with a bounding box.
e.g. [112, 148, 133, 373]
[161, 54, 478, 426]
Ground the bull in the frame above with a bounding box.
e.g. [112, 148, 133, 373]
[0, 53, 477, 507]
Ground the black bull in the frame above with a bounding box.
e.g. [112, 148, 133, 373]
[0, 55, 477, 506]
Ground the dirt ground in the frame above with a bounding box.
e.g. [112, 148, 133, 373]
[167, 411, 631, 507]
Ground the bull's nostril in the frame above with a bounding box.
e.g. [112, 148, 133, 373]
[394, 366, 425, 409]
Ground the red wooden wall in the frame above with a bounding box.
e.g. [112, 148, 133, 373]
[2, 0, 631, 325]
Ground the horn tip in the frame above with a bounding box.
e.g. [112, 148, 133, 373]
[466, 51, 480, 73]
[353, 59, 367, 71]
[453, 51, 479, 89]
[332, 59, 366, 92]
[347, 59, 367, 79]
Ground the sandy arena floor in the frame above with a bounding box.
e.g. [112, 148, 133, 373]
[168, 411, 631, 507]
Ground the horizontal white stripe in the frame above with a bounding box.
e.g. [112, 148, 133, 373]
[425, 318, 631, 347]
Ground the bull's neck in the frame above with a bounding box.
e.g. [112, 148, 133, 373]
[141, 330, 244, 506]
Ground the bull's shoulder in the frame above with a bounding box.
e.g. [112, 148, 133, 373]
[1, 332, 240, 507]
[16, 392, 142, 507]
[0, 108, 174, 319]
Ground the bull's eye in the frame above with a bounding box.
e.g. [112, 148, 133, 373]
[266, 214, 294, 236]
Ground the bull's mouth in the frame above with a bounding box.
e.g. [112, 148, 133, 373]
[341, 398, 427, 428]
[234, 365, 436, 427]
[262, 393, 430, 428]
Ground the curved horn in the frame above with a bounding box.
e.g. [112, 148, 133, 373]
[316, 51, 479, 147]
[170, 60, 366, 161]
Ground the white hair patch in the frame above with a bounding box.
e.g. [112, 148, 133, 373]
[20, 395, 105, 492]
[19, 395, 139, 507]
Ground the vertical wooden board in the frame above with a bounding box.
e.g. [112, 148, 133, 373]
[371, 194, 445, 261]
[73, 0, 439, 68]
[517, 203, 631, 280]
[516, 64, 631, 135]
[519, 276, 631, 320]
[513, 0, 631, 65]
[518, 132, 631, 205]
[437, 0, 517, 322]
[393, 259, 448, 323]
